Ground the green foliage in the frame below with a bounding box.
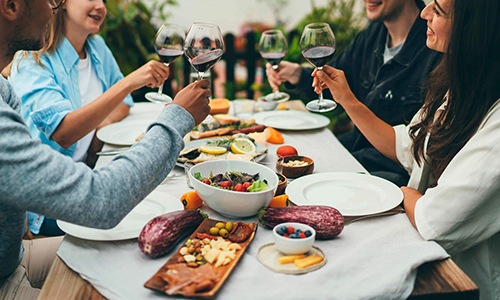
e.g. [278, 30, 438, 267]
[100, 0, 178, 75]
[288, 0, 365, 63]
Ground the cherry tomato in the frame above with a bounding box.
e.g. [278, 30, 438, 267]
[201, 178, 211, 185]
[233, 183, 246, 192]
[219, 181, 232, 189]
[242, 181, 252, 191]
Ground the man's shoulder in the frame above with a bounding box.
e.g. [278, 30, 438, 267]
[0, 77, 20, 113]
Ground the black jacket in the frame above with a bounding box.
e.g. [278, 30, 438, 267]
[286, 0, 442, 186]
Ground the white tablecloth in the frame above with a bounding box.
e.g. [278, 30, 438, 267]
[57, 103, 449, 300]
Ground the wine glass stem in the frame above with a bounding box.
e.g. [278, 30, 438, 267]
[317, 66, 324, 105]
[157, 63, 170, 95]
[198, 72, 205, 80]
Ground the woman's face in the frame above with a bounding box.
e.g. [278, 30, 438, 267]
[63, 0, 107, 37]
[421, 0, 453, 52]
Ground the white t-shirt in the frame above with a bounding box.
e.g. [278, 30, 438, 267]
[73, 54, 103, 162]
[393, 99, 500, 300]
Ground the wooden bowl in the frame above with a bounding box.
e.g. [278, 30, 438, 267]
[275, 173, 288, 196]
[279, 155, 314, 179]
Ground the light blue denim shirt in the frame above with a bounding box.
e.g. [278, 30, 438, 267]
[8, 35, 134, 234]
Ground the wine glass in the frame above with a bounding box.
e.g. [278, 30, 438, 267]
[300, 22, 337, 112]
[259, 29, 290, 103]
[184, 22, 225, 122]
[145, 24, 185, 104]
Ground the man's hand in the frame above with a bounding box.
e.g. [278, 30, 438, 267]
[265, 61, 302, 91]
[172, 80, 211, 125]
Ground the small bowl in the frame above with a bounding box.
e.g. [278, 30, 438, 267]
[189, 160, 278, 218]
[256, 97, 278, 111]
[279, 155, 314, 179]
[275, 173, 288, 196]
[273, 222, 316, 255]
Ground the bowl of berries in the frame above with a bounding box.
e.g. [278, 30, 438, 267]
[273, 222, 316, 255]
[189, 160, 279, 218]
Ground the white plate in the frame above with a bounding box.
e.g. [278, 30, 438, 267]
[286, 172, 403, 217]
[57, 190, 183, 241]
[96, 120, 152, 146]
[252, 110, 330, 130]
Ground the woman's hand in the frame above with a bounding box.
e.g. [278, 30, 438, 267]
[313, 66, 356, 106]
[125, 60, 170, 90]
[401, 186, 423, 228]
[265, 61, 302, 91]
[172, 80, 211, 125]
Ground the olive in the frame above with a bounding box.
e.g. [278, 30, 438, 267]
[219, 228, 229, 238]
[215, 222, 226, 229]
[209, 227, 220, 235]
[225, 222, 234, 232]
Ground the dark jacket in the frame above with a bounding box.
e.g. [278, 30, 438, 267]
[286, 0, 441, 186]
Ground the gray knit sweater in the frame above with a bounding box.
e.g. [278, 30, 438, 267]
[0, 77, 193, 282]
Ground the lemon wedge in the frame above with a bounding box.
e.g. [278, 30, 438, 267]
[199, 145, 228, 155]
[230, 138, 257, 154]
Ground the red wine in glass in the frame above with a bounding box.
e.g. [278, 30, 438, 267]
[190, 49, 224, 76]
[145, 24, 185, 104]
[302, 46, 336, 68]
[259, 29, 290, 103]
[157, 48, 184, 65]
[184, 22, 225, 123]
[300, 23, 337, 113]
[261, 52, 286, 68]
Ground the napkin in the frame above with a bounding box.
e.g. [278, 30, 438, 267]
[57, 213, 449, 300]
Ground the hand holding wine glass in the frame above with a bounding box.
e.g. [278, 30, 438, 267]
[259, 29, 290, 103]
[300, 22, 337, 113]
[184, 22, 225, 123]
[145, 24, 185, 104]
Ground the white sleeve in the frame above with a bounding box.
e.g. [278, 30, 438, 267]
[414, 107, 500, 254]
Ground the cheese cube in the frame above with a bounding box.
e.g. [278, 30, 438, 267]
[278, 254, 306, 265]
[294, 254, 324, 269]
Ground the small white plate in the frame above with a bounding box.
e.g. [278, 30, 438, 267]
[252, 110, 330, 130]
[286, 172, 403, 217]
[96, 120, 152, 146]
[57, 190, 183, 241]
[257, 243, 326, 274]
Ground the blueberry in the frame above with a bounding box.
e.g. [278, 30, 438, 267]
[304, 230, 312, 237]
[294, 228, 301, 234]
[289, 233, 299, 239]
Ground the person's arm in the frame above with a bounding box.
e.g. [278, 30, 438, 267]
[411, 105, 500, 254]
[315, 66, 398, 161]
[401, 186, 422, 227]
[52, 60, 169, 148]
[96, 103, 130, 130]
[0, 80, 210, 229]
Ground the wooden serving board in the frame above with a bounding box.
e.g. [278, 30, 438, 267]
[144, 218, 257, 298]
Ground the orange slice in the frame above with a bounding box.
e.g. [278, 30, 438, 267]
[264, 127, 284, 144]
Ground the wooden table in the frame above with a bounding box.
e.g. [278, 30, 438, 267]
[38, 101, 479, 299]
[39, 256, 478, 299]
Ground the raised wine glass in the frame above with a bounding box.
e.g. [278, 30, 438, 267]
[184, 22, 225, 123]
[259, 29, 290, 103]
[145, 24, 185, 104]
[300, 22, 337, 112]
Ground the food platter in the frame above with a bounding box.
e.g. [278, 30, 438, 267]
[177, 138, 267, 165]
[252, 110, 330, 131]
[286, 172, 403, 217]
[57, 190, 183, 241]
[96, 120, 152, 146]
[144, 218, 257, 298]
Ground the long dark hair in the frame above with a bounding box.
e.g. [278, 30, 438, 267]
[410, 0, 500, 180]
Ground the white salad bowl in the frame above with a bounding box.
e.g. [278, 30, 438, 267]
[188, 160, 278, 218]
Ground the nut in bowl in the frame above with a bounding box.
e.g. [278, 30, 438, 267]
[279, 155, 314, 178]
[189, 160, 278, 218]
[273, 222, 316, 255]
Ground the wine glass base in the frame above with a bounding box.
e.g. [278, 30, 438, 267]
[263, 91, 290, 103]
[306, 99, 337, 113]
[144, 92, 173, 104]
